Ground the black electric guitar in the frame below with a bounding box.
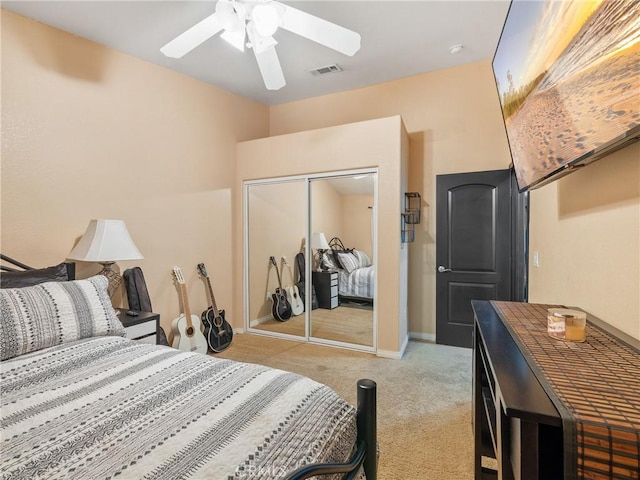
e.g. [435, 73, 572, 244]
[269, 256, 292, 321]
[197, 263, 233, 353]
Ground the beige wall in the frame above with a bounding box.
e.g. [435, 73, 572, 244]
[311, 183, 374, 260]
[341, 194, 374, 258]
[1, 10, 269, 338]
[269, 60, 640, 341]
[529, 143, 640, 339]
[311, 179, 343, 253]
[236, 116, 409, 354]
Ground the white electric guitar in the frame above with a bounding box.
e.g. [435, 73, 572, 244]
[171, 266, 208, 354]
[282, 256, 304, 316]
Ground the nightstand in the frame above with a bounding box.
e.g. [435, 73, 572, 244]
[312, 270, 339, 309]
[116, 308, 160, 344]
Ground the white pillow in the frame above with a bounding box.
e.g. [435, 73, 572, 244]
[0, 275, 125, 360]
[353, 249, 372, 268]
[335, 252, 359, 274]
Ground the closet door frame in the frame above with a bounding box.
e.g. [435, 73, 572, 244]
[243, 168, 378, 354]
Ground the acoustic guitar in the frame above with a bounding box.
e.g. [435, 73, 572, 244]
[197, 263, 233, 353]
[282, 256, 304, 316]
[269, 256, 292, 322]
[171, 266, 208, 354]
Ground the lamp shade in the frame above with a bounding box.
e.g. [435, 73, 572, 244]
[68, 220, 143, 262]
[311, 232, 330, 250]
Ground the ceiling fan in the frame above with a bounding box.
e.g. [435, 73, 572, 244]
[160, 0, 361, 91]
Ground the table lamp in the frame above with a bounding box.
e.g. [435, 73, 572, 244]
[311, 232, 330, 271]
[68, 219, 143, 297]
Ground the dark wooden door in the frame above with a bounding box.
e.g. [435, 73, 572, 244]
[436, 169, 524, 348]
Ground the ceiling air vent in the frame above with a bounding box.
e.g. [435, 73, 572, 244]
[309, 64, 343, 76]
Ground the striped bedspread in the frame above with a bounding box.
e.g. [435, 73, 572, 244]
[338, 266, 374, 300]
[1, 337, 360, 479]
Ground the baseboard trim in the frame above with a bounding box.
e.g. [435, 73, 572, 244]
[376, 349, 401, 359]
[249, 314, 272, 328]
[376, 335, 408, 359]
[409, 332, 436, 343]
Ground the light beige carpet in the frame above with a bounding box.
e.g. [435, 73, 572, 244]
[214, 334, 474, 480]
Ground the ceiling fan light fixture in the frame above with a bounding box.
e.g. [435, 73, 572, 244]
[216, 0, 246, 32]
[252, 3, 281, 37]
[247, 21, 277, 54]
[161, 0, 360, 92]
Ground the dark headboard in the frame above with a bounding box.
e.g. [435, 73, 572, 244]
[0, 254, 75, 288]
[66, 262, 77, 280]
[328, 237, 346, 251]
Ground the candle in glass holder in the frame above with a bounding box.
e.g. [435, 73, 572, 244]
[547, 308, 587, 342]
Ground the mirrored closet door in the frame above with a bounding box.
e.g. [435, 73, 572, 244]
[309, 175, 375, 348]
[245, 171, 377, 352]
[246, 180, 307, 339]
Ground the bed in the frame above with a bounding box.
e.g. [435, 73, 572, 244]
[322, 239, 374, 305]
[0, 255, 377, 480]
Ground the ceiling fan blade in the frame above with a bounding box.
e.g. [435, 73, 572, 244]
[253, 45, 286, 91]
[160, 13, 223, 58]
[277, 2, 361, 56]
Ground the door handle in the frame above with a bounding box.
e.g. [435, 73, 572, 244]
[438, 266, 452, 273]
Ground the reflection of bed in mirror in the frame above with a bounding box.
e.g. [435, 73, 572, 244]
[323, 237, 374, 306]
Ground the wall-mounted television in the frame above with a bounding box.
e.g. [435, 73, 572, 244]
[492, 0, 640, 192]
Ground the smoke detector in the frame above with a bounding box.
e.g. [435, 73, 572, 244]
[309, 64, 343, 76]
[449, 44, 464, 54]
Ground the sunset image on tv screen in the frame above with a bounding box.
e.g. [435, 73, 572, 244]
[492, 0, 639, 190]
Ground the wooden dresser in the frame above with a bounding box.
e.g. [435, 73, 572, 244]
[472, 300, 640, 480]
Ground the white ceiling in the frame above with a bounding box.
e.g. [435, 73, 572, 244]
[2, 1, 511, 106]
[323, 174, 375, 196]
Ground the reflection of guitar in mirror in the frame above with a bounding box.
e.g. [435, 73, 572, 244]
[269, 256, 292, 322]
[282, 256, 304, 316]
[197, 263, 233, 353]
[171, 267, 208, 354]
